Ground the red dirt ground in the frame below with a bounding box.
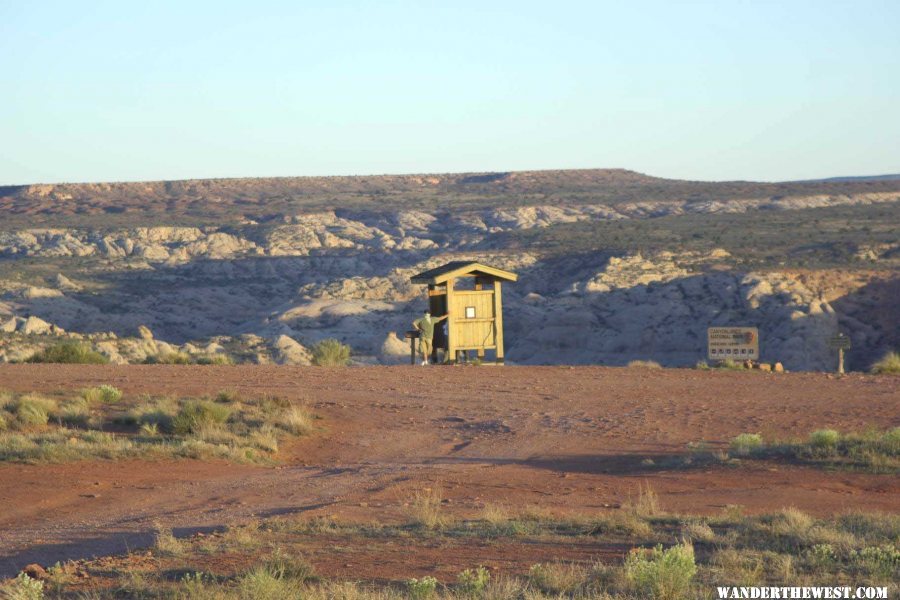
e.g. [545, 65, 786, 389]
[0, 365, 897, 577]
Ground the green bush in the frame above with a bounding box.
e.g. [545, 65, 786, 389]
[871, 352, 900, 374]
[171, 400, 231, 435]
[311, 338, 351, 367]
[26, 342, 108, 364]
[457, 566, 491, 597]
[82, 385, 122, 404]
[625, 542, 697, 600]
[809, 429, 841, 451]
[3, 572, 45, 600]
[730, 433, 764, 457]
[406, 576, 438, 599]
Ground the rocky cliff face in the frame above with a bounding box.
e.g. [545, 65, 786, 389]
[0, 174, 897, 370]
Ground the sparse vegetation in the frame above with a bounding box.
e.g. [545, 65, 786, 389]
[871, 352, 900, 374]
[311, 338, 352, 366]
[7, 507, 895, 598]
[0, 389, 316, 464]
[726, 428, 900, 473]
[25, 342, 108, 364]
[409, 486, 447, 530]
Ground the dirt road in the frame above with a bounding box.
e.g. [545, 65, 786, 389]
[0, 365, 897, 576]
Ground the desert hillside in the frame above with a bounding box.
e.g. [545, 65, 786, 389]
[0, 168, 898, 370]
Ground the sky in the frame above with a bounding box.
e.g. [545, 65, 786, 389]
[2, 1, 899, 185]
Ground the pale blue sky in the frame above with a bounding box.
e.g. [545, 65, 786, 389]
[2, 1, 898, 185]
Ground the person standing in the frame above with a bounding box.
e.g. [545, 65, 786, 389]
[412, 310, 448, 365]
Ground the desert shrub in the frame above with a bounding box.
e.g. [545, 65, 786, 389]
[457, 566, 491, 597]
[694, 360, 710, 370]
[406, 576, 438, 600]
[527, 562, 586, 595]
[625, 542, 697, 600]
[171, 400, 231, 435]
[26, 342, 108, 364]
[627, 359, 662, 369]
[870, 351, 900, 374]
[311, 338, 351, 366]
[147, 351, 193, 365]
[809, 429, 841, 453]
[81, 385, 122, 405]
[0, 412, 7, 432]
[1, 572, 45, 600]
[195, 354, 234, 365]
[730, 433, 764, 456]
[850, 545, 900, 579]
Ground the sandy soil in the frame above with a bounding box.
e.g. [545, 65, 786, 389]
[0, 365, 897, 576]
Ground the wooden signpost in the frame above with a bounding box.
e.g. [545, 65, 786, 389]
[828, 333, 851, 374]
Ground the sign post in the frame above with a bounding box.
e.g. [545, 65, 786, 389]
[707, 327, 759, 363]
[827, 333, 851, 374]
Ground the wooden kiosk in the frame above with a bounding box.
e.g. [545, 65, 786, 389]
[409, 261, 517, 364]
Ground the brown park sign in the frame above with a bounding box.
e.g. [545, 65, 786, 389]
[707, 327, 759, 361]
[828, 334, 851, 349]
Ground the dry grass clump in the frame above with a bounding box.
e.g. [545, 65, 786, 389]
[278, 405, 314, 435]
[527, 562, 587, 595]
[626, 359, 662, 369]
[153, 524, 185, 557]
[81, 385, 123, 405]
[870, 351, 900, 374]
[681, 519, 716, 543]
[408, 487, 448, 530]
